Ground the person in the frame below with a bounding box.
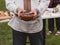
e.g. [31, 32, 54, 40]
[5, 0, 50, 45]
[55, 1, 60, 36]
[47, 0, 60, 36]
[46, 0, 55, 35]
[43, 0, 54, 36]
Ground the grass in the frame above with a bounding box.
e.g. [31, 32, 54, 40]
[0, 22, 12, 45]
[46, 35, 60, 45]
[46, 19, 60, 45]
[0, 0, 60, 45]
[0, 0, 6, 11]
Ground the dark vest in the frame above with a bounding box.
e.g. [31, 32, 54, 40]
[48, 0, 60, 8]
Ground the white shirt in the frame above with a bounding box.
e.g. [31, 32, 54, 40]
[5, 0, 50, 33]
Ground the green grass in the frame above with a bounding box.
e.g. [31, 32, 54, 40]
[0, 22, 12, 45]
[0, 0, 60, 45]
[45, 19, 60, 45]
[0, 0, 6, 11]
[46, 34, 60, 45]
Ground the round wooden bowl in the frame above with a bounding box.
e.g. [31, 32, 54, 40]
[20, 14, 34, 21]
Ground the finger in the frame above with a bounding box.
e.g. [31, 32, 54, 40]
[31, 11, 37, 16]
[18, 11, 20, 17]
[23, 10, 26, 12]
[18, 11, 23, 17]
[34, 11, 37, 16]
[30, 11, 34, 15]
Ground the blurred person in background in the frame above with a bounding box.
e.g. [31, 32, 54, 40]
[47, 0, 60, 36]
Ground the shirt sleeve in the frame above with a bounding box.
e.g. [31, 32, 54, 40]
[5, 0, 18, 14]
[37, 0, 50, 15]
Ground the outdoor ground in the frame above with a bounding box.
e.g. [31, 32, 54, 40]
[0, 0, 60, 45]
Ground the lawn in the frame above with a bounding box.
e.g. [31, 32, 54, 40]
[0, 0, 60, 45]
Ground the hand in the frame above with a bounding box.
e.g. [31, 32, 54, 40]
[30, 9, 37, 16]
[16, 8, 26, 17]
[18, 10, 26, 18]
[29, 9, 39, 19]
[18, 10, 26, 17]
[30, 9, 39, 16]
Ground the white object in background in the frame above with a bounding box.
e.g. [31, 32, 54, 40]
[56, 4, 60, 12]
[47, 8, 53, 12]
[0, 19, 10, 22]
[42, 11, 60, 19]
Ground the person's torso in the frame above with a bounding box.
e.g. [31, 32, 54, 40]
[8, 0, 44, 33]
